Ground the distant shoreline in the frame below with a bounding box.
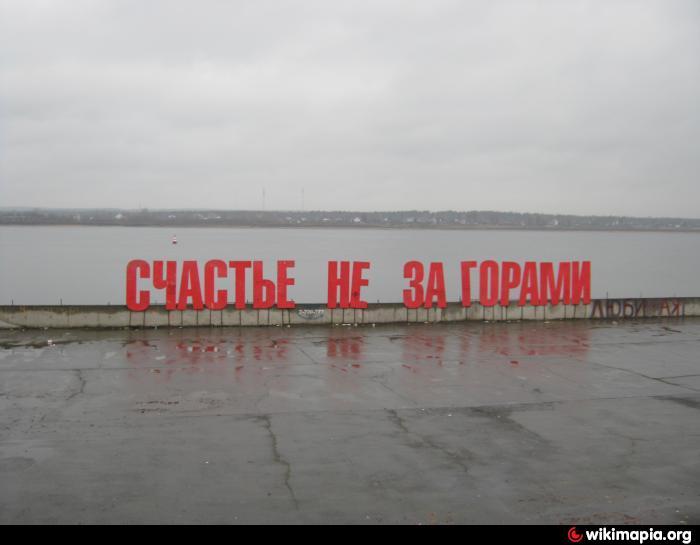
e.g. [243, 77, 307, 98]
[1, 222, 699, 234]
[2, 208, 698, 233]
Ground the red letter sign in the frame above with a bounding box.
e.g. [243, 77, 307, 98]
[424, 262, 447, 308]
[277, 260, 296, 309]
[204, 260, 228, 310]
[328, 261, 351, 308]
[403, 261, 424, 308]
[126, 260, 150, 311]
[479, 260, 499, 307]
[178, 261, 204, 310]
[253, 261, 275, 309]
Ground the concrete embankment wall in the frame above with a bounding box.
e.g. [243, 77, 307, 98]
[0, 297, 697, 329]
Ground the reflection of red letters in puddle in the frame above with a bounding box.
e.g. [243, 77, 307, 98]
[401, 334, 445, 362]
[326, 337, 363, 360]
[475, 324, 591, 359]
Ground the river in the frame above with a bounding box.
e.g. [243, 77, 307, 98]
[0, 226, 697, 305]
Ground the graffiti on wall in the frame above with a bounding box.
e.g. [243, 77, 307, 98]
[589, 298, 684, 319]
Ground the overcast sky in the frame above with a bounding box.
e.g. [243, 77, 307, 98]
[0, 1, 698, 216]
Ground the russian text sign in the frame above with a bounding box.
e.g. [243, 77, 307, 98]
[126, 260, 591, 311]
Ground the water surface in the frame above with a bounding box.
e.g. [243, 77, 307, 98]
[0, 226, 697, 304]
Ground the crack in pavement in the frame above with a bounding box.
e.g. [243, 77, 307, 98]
[385, 408, 473, 474]
[468, 405, 551, 445]
[257, 414, 299, 510]
[655, 396, 700, 411]
[65, 370, 86, 402]
[587, 360, 700, 393]
[372, 377, 418, 408]
[295, 345, 318, 364]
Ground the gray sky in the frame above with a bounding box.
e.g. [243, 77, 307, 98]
[1, 0, 698, 216]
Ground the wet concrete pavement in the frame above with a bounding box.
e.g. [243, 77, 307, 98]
[1, 319, 699, 524]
